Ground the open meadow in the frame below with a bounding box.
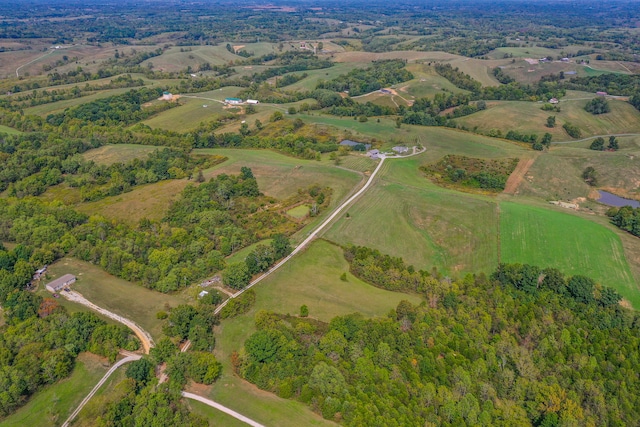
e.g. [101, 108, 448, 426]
[45, 257, 189, 339]
[500, 201, 639, 308]
[206, 239, 421, 427]
[82, 144, 159, 165]
[455, 95, 640, 141]
[0, 353, 109, 427]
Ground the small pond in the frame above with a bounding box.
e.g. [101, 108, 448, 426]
[598, 190, 640, 208]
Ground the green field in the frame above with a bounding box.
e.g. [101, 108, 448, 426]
[286, 62, 369, 92]
[46, 257, 189, 340]
[0, 353, 108, 427]
[82, 144, 159, 165]
[206, 239, 421, 427]
[24, 87, 143, 116]
[287, 204, 310, 218]
[141, 45, 242, 72]
[141, 87, 243, 132]
[187, 400, 254, 427]
[500, 201, 639, 307]
[456, 96, 640, 141]
[0, 124, 21, 135]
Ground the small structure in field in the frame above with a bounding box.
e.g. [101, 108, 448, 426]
[162, 91, 173, 100]
[596, 91, 608, 96]
[368, 149, 381, 159]
[339, 139, 371, 151]
[392, 146, 409, 154]
[45, 274, 76, 293]
[198, 290, 209, 299]
[246, 99, 259, 104]
[549, 98, 559, 104]
[33, 265, 48, 281]
[225, 97, 243, 105]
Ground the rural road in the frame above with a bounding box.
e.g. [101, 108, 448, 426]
[61, 354, 142, 427]
[214, 147, 426, 315]
[61, 290, 155, 353]
[182, 392, 266, 427]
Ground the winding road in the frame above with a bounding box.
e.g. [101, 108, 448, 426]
[182, 392, 266, 427]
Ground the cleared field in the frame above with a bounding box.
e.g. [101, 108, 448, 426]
[82, 144, 159, 165]
[332, 50, 462, 63]
[456, 97, 640, 141]
[195, 148, 362, 202]
[0, 124, 22, 135]
[24, 87, 141, 116]
[334, 154, 377, 173]
[187, 400, 253, 427]
[46, 257, 189, 339]
[0, 353, 108, 427]
[287, 204, 310, 218]
[207, 239, 421, 427]
[500, 201, 639, 308]
[141, 45, 241, 72]
[402, 63, 469, 98]
[498, 60, 621, 84]
[141, 87, 243, 132]
[300, 114, 529, 160]
[447, 57, 504, 87]
[324, 178, 499, 275]
[225, 238, 273, 265]
[285, 62, 369, 92]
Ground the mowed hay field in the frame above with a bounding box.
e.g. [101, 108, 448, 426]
[285, 62, 369, 92]
[324, 180, 499, 274]
[455, 96, 640, 141]
[82, 144, 159, 165]
[140, 45, 241, 72]
[500, 201, 639, 308]
[0, 353, 108, 427]
[207, 239, 420, 427]
[46, 257, 189, 339]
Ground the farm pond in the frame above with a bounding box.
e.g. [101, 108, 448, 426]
[598, 191, 640, 208]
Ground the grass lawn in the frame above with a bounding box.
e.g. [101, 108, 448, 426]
[46, 257, 189, 340]
[82, 144, 159, 165]
[455, 97, 640, 141]
[208, 239, 421, 427]
[0, 353, 109, 427]
[0, 124, 22, 135]
[500, 201, 639, 308]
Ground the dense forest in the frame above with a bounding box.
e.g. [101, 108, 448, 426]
[236, 246, 635, 426]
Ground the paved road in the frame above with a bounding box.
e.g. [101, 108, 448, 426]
[182, 392, 266, 427]
[61, 290, 155, 353]
[61, 354, 141, 427]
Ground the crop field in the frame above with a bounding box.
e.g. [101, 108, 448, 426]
[82, 144, 159, 165]
[455, 97, 640, 141]
[0, 353, 108, 427]
[46, 257, 189, 339]
[141, 87, 243, 132]
[207, 239, 420, 427]
[500, 201, 639, 308]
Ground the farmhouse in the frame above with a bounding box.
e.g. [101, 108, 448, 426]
[45, 274, 76, 293]
[225, 97, 243, 105]
[339, 140, 371, 150]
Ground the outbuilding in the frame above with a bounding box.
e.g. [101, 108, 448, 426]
[246, 99, 259, 104]
[45, 274, 76, 293]
[225, 97, 243, 105]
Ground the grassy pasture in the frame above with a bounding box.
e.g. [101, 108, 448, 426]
[331, 50, 462, 63]
[334, 155, 377, 173]
[500, 201, 639, 308]
[24, 87, 142, 116]
[446, 57, 504, 87]
[207, 239, 420, 427]
[0, 353, 108, 427]
[455, 97, 640, 141]
[141, 87, 243, 132]
[402, 63, 469, 98]
[287, 204, 310, 218]
[0, 124, 22, 135]
[324, 178, 499, 275]
[46, 257, 189, 339]
[187, 400, 254, 427]
[285, 62, 369, 91]
[82, 144, 159, 165]
[140, 45, 240, 72]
